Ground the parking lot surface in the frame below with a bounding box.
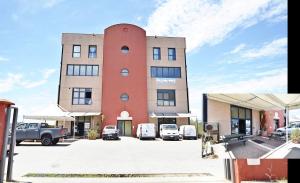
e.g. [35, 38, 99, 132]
[7, 137, 225, 181]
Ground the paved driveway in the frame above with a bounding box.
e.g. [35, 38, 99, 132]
[7, 137, 225, 181]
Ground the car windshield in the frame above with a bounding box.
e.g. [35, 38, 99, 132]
[106, 126, 115, 129]
[163, 125, 177, 130]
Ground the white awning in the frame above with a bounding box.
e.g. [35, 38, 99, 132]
[149, 112, 195, 118]
[68, 112, 101, 116]
[207, 94, 300, 111]
[23, 104, 75, 121]
[23, 115, 75, 121]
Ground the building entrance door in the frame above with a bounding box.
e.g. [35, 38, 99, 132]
[76, 122, 84, 137]
[117, 120, 132, 136]
[274, 119, 279, 131]
[239, 119, 246, 134]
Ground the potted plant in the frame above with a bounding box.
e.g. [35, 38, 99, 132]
[87, 129, 98, 140]
[291, 129, 300, 143]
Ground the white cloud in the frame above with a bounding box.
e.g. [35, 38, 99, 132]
[0, 74, 23, 93]
[199, 69, 287, 93]
[16, 0, 64, 14]
[0, 69, 56, 93]
[229, 44, 246, 54]
[136, 16, 143, 21]
[145, 0, 287, 52]
[220, 37, 287, 64]
[0, 56, 9, 62]
[241, 37, 287, 59]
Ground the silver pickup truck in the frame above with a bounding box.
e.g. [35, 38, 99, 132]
[8, 122, 68, 146]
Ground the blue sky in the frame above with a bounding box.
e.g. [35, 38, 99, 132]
[0, 0, 288, 120]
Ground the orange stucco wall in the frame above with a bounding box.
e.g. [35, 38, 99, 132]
[101, 24, 148, 136]
[234, 159, 287, 183]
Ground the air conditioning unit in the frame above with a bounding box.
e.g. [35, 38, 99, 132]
[205, 122, 218, 132]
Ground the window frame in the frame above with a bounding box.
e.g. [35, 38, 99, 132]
[168, 48, 176, 61]
[72, 45, 81, 58]
[72, 88, 92, 105]
[230, 105, 252, 135]
[120, 93, 129, 102]
[157, 89, 176, 106]
[151, 66, 181, 78]
[121, 46, 129, 54]
[88, 45, 97, 58]
[67, 64, 99, 76]
[153, 47, 161, 60]
[121, 68, 129, 77]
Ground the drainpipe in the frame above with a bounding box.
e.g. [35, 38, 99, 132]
[203, 94, 208, 132]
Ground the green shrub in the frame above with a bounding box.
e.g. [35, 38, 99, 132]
[291, 128, 300, 143]
[87, 129, 98, 140]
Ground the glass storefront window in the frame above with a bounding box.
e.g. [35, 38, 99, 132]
[231, 119, 239, 134]
[231, 107, 238, 118]
[239, 108, 245, 119]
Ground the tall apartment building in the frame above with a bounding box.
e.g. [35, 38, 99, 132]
[58, 23, 191, 137]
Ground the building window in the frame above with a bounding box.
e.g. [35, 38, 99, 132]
[67, 65, 73, 75]
[120, 93, 129, 101]
[72, 88, 92, 105]
[67, 64, 99, 76]
[157, 90, 175, 106]
[168, 48, 176, 61]
[88, 45, 97, 58]
[121, 46, 129, 54]
[153, 47, 161, 60]
[231, 105, 252, 135]
[72, 45, 81, 58]
[151, 67, 181, 78]
[121, 68, 129, 77]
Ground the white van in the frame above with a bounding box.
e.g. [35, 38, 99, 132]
[136, 123, 156, 140]
[160, 124, 179, 140]
[179, 125, 197, 140]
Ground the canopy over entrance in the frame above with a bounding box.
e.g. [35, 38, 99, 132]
[23, 104, 75, 121]
[149, 112, 196, 118]
[207, 94, 300, 111]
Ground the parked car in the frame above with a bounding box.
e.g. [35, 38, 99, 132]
[8, 122, 68, 146]
[160, 124, 179, 140]
[102, 125, 119, 140]
[136, 123, 156, 140]
[179, 125, 197, 140]
[276, 121, 300, 135]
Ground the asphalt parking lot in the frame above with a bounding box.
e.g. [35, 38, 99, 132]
[6, 137, 225, 182]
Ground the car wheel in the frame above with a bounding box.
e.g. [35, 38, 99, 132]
[52, 138, 59, 145]
[41, 134, 52, 146]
